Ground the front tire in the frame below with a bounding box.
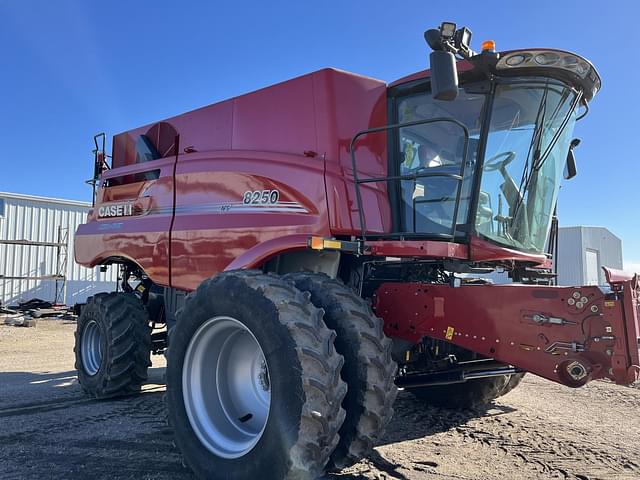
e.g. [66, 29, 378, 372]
[284, 272, 398, 470]
[74, 292, 151, 398]
[166, 271, 347, 480]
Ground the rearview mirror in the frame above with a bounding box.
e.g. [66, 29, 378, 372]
[430, 50, 459, 101]
[564, 138, 580, 180]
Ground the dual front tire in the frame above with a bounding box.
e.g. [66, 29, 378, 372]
[166, 271, 398, 479]
[284, 272, 398, 470]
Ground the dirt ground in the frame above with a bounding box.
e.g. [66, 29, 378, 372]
[1, 320, 639, 480]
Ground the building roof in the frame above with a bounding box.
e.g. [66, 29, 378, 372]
[0, 191, 91, 208]
[559, 225, 621, 240]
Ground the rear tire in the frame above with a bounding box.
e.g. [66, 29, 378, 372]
[284, 272, 398, 470]
[74, 292, 151, 398]
[408, 373, 524, 410]
[166, 270, 347, 480]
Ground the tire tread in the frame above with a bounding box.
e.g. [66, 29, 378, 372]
[168, 270, 347, 480]
[74, 292, 151, 399]
[284, 272, 398, 470]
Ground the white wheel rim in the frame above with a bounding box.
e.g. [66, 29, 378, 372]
[81, 320, 103, 376]
[182, 316, 271, 459]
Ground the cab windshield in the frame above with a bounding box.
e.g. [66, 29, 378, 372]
[477, 78, 579, 253]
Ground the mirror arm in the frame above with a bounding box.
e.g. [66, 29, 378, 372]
[576, 97, 589, 121]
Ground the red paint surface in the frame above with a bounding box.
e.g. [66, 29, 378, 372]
[364, 240, 468, 259]
[170, 151, 329, 290]
[76, 69, 389, 288]
[75, 156, 176, 285]
[603, 266, 637, 285]
[469, 235, 547, 265]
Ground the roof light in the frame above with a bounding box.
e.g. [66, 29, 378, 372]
[534, 52, 560, 65]
[440, 22, 456, 39]
[482, 40, 496, 52]
[495, 49, 601, 101]
[498, 50, 593, 79]
[505, 53, 530, 66]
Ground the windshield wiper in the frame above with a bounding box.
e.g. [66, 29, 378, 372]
[509, 86, 549, 227]
[532, 88, 573, 171]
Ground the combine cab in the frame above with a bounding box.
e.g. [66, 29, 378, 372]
[74, 22, 639, 480]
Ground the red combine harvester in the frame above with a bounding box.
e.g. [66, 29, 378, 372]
[75, 23, 639, 479]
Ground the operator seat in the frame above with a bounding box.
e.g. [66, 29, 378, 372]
[408, 145, 459, 235]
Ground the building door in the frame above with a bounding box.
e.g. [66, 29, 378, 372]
[585, 249, 599, 285]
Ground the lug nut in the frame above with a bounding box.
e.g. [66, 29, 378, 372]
[568, 298, 576, 306]
[573, 291, 581, 299]
[576, 302, 584, 309]
[580, 296, 588, 304]
[591, 305, 599, 313]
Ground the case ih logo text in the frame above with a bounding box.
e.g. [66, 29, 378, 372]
[98, 203, 134, 218]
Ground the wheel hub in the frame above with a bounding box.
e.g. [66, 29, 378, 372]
[81, 319, 103, 376]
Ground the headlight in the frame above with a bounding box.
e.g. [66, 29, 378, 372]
[505, 53, 530, 66]
[534, 52, 560, 66]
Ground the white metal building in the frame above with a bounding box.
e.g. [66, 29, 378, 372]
[556, 226, 623, 286]
[0, 192, 117, 306]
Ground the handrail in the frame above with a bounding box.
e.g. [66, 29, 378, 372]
[349, 118, 470, 242]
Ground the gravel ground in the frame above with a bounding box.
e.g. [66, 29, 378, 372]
[1, 320, 639, 480]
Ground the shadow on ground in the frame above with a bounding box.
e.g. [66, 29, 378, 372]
[0, 367, 166, 409]
[326, 391, 516, 480]
[0, 365, 515, 480]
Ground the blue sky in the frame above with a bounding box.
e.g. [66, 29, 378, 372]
[1, 1, 638, 267]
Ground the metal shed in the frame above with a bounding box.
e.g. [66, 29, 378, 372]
[0, 192, 117, 306]
[556, 226, 623, 286]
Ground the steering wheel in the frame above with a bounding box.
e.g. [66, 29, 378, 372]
[483, 151, 516, 172]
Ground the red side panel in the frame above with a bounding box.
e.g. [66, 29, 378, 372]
[170, 152, 328, 291]
[169, 72, 330, 291]
[165, 69, 392, 290]
[78, 69, 392, 289]
[232, 75, 317, 153]
[314, 70, 390, 235]
[74, 156, 176, 286]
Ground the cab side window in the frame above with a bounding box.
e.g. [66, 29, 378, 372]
[396, 87, 486, 236]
